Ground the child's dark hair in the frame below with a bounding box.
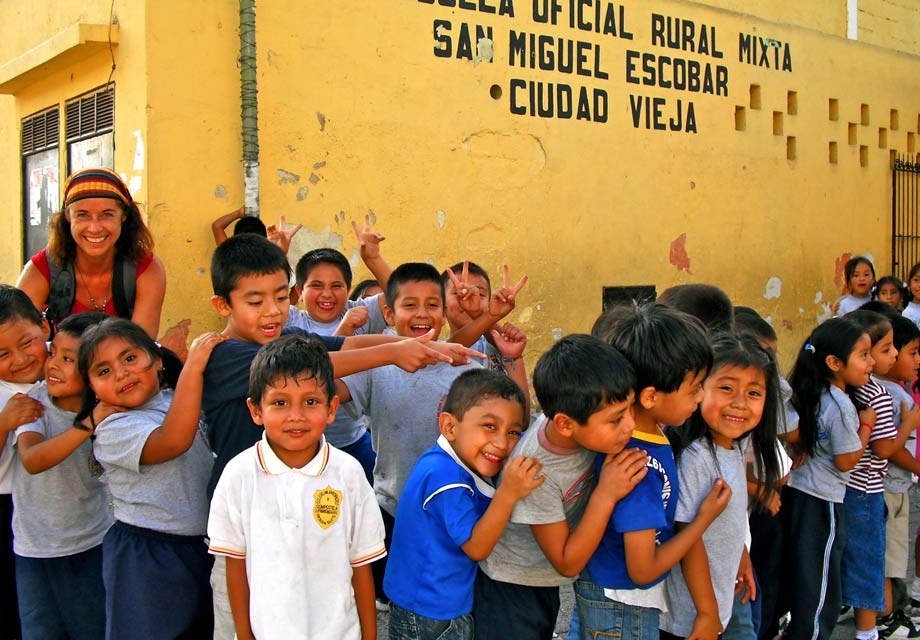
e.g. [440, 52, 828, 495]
[440, 261, 492, 291]
[295, 248, 353, 290]
[733, 306, 777, 344]
[233, 216, 267, 237]
[75, 318, 183, 423]
[56, 311, 109, 339]
[349, 279, 380, 301]
[657, 284, 734, 334]
[211, 233, 292, 300]
[844, 255, 876, 290]
[0, 284, 43, 327]
[858, 300, 900, 320]
[386, 262, 445, 310]
[788, 317, 866, 457]
[888, 314, 920, 351]
[533, 334, 635, 424]
[592, 302, 712, 394]
[847, 309, 892, 345]
[248, 334, 334, 406]
[873, 275, 907, 303]
[442, 369, 525, 421]
[669, 332, 782, 509]
[907, 263, 920, 300]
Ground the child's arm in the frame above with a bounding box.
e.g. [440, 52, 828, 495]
[489, 324, 530, 418]
[680, 536, 722, 640]
[531, 448, 648, 577]
[0, 394, 44, 458]
[265, 215, 303, 254]
[834, 406, 874, 471]
[623, 479, 731, 586]
[870, 400, 920, 459]
[211, 207, 244, 246]
[17, 427, 93, 475]
[462, 456, 543, 561]
[332, 331, 482, 382]
[137, 332, 227, 465]
[888, 446, 920, 475]
[226, 556, 255, 640]
[735, 545, 756, 604]
[351, 215, 392, 306]
[352, 563, 377, 640]
[448, 265, 527, 348]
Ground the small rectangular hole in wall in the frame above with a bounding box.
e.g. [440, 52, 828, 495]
[829, 98, 839, 121]
[786, 136, 796, 161]
[735, 106, 746, 131]
[861, 104, 870, 125]
[602, 286, 657, 311]
[829, 141, 838, 164]
[787, 91, 798, 115]
[859, 145, 868, 167]
[773, 112, 784, 136]
[917, 114, 920, 133]
[909, 132, 916, 154]
[890, 150, 897, 169]
[879, 128, 888, 149]
[891, 109, 899, 130]
[848, 123, 858, 145]
[750, 85, 761, 110]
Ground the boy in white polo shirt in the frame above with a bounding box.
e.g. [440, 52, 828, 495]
[208, 334, 385, 640]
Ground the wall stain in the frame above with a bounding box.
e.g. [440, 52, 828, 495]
[277, 169, 300, 185]
[669, 233, 692, 274]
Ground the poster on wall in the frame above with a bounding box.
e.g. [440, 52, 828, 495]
[24, 150, 59, 259]
[68, 132, 115, 173]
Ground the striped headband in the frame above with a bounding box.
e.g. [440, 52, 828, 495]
[63, 167, 133, 208]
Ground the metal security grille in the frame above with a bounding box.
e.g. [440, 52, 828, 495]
[21, 107, 59, 154]
[65, 85, 114, 142]
[893, 154, 920, 279]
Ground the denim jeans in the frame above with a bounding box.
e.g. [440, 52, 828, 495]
[388, 602, 473, 640]
[573, 578, 660, 640]
[720, 590, 756, 640]
[15, 546, 105, 640]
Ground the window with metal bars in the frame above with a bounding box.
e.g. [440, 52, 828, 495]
[65, 85, 114, 143]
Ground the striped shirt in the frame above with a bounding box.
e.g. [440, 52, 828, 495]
[848, 377, 897, 493]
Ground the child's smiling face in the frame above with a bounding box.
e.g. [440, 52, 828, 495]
[441, 396, 524, 478]
[385, 280, 445, 339]
[848, 262, 875, 297]
[0, 317, 48, 385]
[300, 263, 349, 324]
[700, 364, 766, 449]
[45, 332, 83, 402]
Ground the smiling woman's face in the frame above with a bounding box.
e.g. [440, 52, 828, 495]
[65, 197, 125, 258]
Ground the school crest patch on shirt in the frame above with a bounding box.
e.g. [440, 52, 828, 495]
[313, 486, 342, 529]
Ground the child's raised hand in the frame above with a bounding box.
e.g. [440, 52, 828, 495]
[596, 448, 648, 502]
[697, 479, 732, 524]
[184, 332, 228, 374]
[447, 261, 487, 319]
[351, 214, 385, 262]
[335, 306, 369, 336]
[0, 394, 43, 433]
[489, 323, 527, 360]
[266, 215, 303, 254]
[488, 265, 527, 319]
[496, 455, 544, 501]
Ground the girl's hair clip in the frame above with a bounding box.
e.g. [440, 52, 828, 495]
[804, 343, 816, 353]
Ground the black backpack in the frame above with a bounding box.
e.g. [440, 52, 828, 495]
[46, 256, 136, 326]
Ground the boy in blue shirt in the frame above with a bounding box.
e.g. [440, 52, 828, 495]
[385, 369, 544, 639]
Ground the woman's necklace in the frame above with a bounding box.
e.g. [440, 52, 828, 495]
[76, 267, 110, 312]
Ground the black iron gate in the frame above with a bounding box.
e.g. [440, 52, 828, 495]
[893, 154, 920, 279]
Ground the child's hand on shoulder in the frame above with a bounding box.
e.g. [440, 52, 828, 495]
[596, 448, 648, 502]
[496, 455, 544, 501]
[92, 401, 129, 428]
[900, 401, 920, 432]
[335, 306, 369, 336]
[490, 323, 526, 361]
[488, 265, 527, 320]
[697, 478, 732, 524]
[0, 393, 43, 432]
[184, 332, 228, 374]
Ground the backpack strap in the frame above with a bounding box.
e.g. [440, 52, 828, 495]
[112, 256, 137, 320]
[46, 258, 76, 326]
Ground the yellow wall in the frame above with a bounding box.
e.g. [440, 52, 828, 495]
[0, 0, 919, 370]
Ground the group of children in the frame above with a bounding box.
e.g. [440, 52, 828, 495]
[3, 213, 920, 640]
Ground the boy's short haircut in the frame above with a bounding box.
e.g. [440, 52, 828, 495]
[211, 233, 292, 300]
[294, 248, 353, 290]
[0, 284, 43, 326]
[848, 309, 892, 344]
[657, 283, 734, 334]
[733, 306, 778, 343]
[440, 261, 491, 290]
[248, 334, 334, 406]
[592, 302, 712, 393]
[56, 311, 110, 338]
[532, 334, 636, 425]
[441, 368, 526, 421]
[859, 299, 900, 321]
[233, 216, 267, 237]
[386, 262, 445, 310]
[888, 314, 920, 350]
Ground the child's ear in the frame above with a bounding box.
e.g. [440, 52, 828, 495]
[551, 413, 576, 437]
[825, 355, 844, 373]
[438, 412, 457, 440]
[289, 285, 301, 306]
[246, 398, 264, 425]
[326, 395, 340, 423]
[383, 303, 396, 327]
[638, 386, 657, 410]
[40, 318, 51, 341]
[211, 295, 232, 318]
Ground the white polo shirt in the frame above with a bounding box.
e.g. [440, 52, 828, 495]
[208, 434, 386, 640]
